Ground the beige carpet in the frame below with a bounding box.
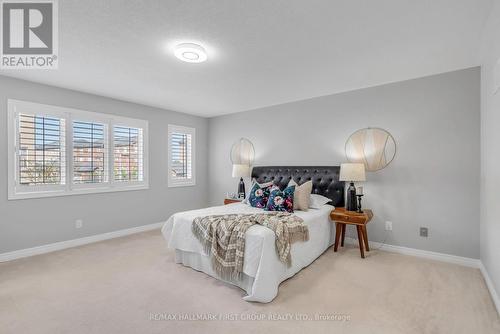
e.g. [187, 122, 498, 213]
[1, 230, 499, 334]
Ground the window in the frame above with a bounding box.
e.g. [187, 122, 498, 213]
[113, 126, 143, 182]
[8, 99, 148, 199]
[18, 114, 66, 186]
[73, 121, 107, 184]
[168, 124, 195, 187]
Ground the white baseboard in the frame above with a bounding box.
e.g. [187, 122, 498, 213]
[0, 222, 164, 263]
[479, 262, 500, 316]
[344, 237, 480, 268]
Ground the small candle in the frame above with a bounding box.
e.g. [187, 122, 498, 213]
[357, 186, 363, 195]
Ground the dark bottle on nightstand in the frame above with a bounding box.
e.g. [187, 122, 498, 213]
[346, 182, 357, 211]
[238, 177, 246, 199]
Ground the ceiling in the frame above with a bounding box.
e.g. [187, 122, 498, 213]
[0, 0, 493, 117]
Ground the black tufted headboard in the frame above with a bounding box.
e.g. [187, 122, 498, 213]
[251, 166, 345, 207]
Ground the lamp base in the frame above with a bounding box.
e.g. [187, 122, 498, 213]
[346, 182, 357, 211]
[238, 177, 246, 199]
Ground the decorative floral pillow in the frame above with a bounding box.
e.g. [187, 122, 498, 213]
[248, 183, 274, 208]
[265, 185, 295, 212]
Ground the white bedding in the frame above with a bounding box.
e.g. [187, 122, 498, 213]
[161, 203, 335, 303]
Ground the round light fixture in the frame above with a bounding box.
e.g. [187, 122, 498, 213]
[345, 127, 396, 171]
[230, 138, 255, 166]
[174, 43, 207, 63]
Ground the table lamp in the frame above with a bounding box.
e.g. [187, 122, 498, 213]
[339, 163, 366, 211]
[232, 164, 251, 199]
[230, 138, 255, 199]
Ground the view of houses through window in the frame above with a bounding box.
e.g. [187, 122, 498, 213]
[18, 114, 66, 185]
[73, 121, 106, 184]
[113, 126, 143, 182]
[19, 119, 145, 185]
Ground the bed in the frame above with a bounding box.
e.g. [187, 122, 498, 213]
[161, 166, 345, 303]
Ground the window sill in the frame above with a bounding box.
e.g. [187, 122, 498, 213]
[168, 181, 196, 188]
[8, 183, 149, 200]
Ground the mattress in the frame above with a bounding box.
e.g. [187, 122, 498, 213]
[161, 203, 335, 302]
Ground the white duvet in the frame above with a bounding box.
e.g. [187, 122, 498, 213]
[161, 203, 335, 303]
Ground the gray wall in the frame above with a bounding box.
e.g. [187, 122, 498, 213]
[208, 68, 480, 258]
[0, 67, 482, 261]
[0, 76, 209, 253]
[480, 2, 500, 303]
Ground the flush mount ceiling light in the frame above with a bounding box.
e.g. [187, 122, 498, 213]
[174, 43, 207, 63]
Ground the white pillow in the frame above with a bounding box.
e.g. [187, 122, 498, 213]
[288, 179, 312, 211]
[309, 194, 331, 209]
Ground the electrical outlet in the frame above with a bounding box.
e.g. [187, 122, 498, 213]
[420, 227, 428, 237]
[75, 219, 83, 229]
[385, 221, 393, 231]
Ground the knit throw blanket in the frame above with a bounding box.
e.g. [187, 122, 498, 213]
[192, 212, 309, 280]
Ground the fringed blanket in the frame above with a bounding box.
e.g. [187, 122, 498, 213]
[192, 212, 309, 280]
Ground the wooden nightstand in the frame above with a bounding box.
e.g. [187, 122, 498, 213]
[330, 208, 373, 258]
[224, 198, 243, 205]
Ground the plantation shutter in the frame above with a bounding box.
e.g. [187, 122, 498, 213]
[73, 121, 107, 184]
[18, 114, 66, 185]
[170, 132, 192, 180]
[168, 124, 195, 187]
[113, 126, 144, 182]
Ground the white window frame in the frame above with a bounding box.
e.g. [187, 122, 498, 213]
[8, 99, 149, 200]
[168, 124, 196, 187]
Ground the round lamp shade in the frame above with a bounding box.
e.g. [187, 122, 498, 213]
[230, 138, 255, 166]
[345, 128, 396, 172]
